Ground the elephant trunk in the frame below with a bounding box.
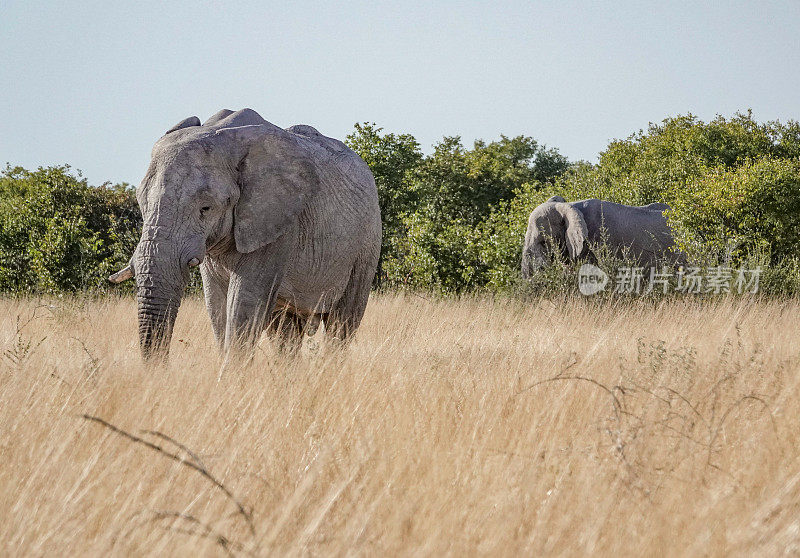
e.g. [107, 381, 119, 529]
[137, 287, 181, 359]
[133, 237, 188, 360]
[521, 244, 547, 280]
[521, 246, 537, 280]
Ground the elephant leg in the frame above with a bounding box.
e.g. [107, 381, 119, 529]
[200, 259, 229, 351]
[268, 309, 306, 353]
[224, 232, 294, 355]
[324, 254, 376, 342]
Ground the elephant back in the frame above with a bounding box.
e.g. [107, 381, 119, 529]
[286, 124, 322, 137]
[286, 124, 376, 196]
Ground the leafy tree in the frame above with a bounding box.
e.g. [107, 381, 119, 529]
[3, 111, 798, 297]
[411, 135, 568, 225]
[474, 181, 553, 291]
[392, 135, 569, 292]
[0, 165, 140, 293]
[347, 125, 568, 292]
[557, 111, 800, 206]
[345, 123, 423, 285]
[669, 157, 800, 263]
[551, 111, 800, 266]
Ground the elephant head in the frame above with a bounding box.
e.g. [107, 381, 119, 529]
[521, 196, 589, 279]
[109, 108, 319, 359]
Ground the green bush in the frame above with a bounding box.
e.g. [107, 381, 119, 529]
[555, 111, 800, 206]
[0, 165, 140, 293]
[509, 112, 800, 297]
[472, 182, 553, 291]
[346, 129, 569, 293]
[559, 112, 800, 205]
[345, 123, 423, 286]
[668, 157, 800, 264]
[3, 111, 799, 298]
[346, 112, 800, 296]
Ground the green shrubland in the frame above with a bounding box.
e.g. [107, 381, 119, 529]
[2, 111, 798, 296]
[348, 111, 800, 295]
[0, 165, 139, 293]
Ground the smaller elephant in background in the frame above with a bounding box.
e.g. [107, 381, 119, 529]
[521, 196, 683, 278]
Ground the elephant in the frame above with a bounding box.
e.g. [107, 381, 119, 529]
[520, 195, 682, 278]
[109, 108, 381, 359]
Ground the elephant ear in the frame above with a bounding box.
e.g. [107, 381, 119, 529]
[547, 195, 566, 203]
[165, 116, 201, 135]
[560, 204, 589, 259]
[233, 127, 319, 253]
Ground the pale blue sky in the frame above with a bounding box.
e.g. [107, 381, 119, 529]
[1, 1, 799, 186]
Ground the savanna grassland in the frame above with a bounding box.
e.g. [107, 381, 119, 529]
[1, 294, 799, 556]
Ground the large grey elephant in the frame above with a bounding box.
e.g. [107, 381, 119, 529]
[110, 108, 381, 358]
[521, 196, 681, 278]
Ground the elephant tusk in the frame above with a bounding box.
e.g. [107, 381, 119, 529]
[108, 265, 134, 283]
[188, 258, 201, 268]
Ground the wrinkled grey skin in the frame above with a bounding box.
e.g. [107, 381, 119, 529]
[116, 108, 381, 359]
[521, 195, 681, 278]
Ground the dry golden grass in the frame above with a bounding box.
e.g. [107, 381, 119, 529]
[1, 293, 799, 556]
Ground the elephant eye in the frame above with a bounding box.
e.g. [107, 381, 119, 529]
[200, 206, 211, 216]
